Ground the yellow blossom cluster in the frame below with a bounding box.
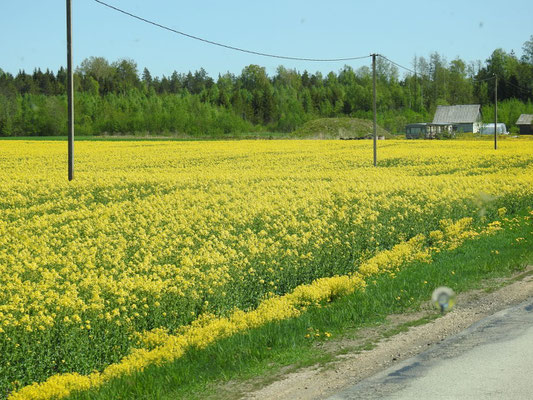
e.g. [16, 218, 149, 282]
[1, 139, 532, 398]
[10, 217, 504, 400]
[7, 233, 428, 399]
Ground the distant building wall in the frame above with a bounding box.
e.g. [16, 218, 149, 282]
[454, 123, 473, 133]
[519, 125, 533, 135]
[453, 122, 482, 133]
[516, 114, 533, 135]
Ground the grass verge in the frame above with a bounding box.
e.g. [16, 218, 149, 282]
[60, 213, 531, 400]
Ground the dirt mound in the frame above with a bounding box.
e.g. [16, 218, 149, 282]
[293, 118, 391, 139]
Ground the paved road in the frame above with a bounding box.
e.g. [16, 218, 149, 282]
[328, 297, 533, 400]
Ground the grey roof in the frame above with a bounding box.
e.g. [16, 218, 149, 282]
[516, 114, 533, 125]
[432, 105, 481, 124]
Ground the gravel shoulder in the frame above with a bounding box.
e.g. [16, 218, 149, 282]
[233, 265, 533, 400]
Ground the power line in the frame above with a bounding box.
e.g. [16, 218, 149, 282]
[506, 80, 532, 93]
[471, 76, 531, 93]
[378, 55, 417, 75]
[471, 76, 496, 82]
[93, 0, 371, 63]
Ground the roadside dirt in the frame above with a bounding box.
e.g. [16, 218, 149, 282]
[220, 265, 533, 400]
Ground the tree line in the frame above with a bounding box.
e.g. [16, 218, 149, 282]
[1, 36, 532, 137]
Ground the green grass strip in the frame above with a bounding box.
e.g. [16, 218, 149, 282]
[0, 133, 289, 142]
[65, 212, 532, 400]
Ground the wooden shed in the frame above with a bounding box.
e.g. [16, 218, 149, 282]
[516, 114, 533, 135]
[432, 105, 482, 133]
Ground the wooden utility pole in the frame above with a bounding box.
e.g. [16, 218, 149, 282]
[494, 75, 498, 150]
[372, 54, 377, 167]
[67, 0, 74, 180]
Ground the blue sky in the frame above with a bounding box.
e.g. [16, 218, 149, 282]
[2, 0, 532, 79]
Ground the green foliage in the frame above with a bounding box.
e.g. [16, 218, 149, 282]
[482, 98, 533, 128]
[0, 90, 256, 137]
[1, 37, 533, 137]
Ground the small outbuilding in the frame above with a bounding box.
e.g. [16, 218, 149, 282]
[432, 104, 483, 133]
[405, 122, 453, 139]
[405, 123, 427, 139]
[516, 114, 533, 135]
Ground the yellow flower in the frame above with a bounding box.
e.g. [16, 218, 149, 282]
[2, 140, 531, 399]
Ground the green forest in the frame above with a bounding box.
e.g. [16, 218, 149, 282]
[1, 36, 532, 137]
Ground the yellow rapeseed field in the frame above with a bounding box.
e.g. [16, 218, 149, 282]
[1, 139, 532, 398]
